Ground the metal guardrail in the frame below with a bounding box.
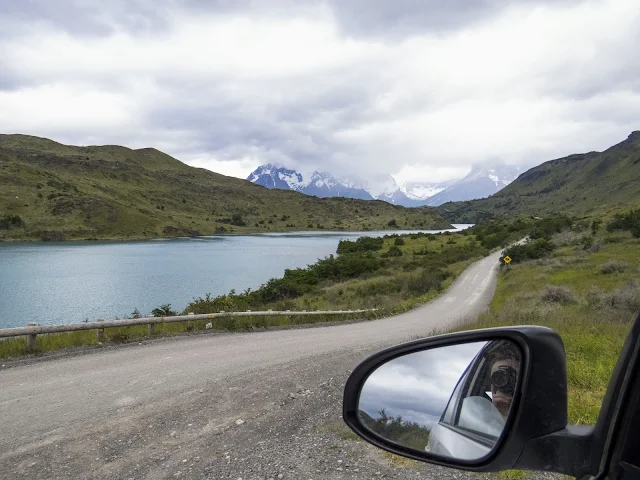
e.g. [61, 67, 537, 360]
[0, 309, 376, 352]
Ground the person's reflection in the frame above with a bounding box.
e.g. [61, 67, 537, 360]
[487, 342, 521, 418]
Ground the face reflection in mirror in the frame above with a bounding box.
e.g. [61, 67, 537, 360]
[357, 340, 522, 461]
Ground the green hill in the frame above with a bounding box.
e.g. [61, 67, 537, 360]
[438, 131, 640, 223]
[0, 134, 451, 241]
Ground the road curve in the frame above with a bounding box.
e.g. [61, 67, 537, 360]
[0, 249, 502, 479]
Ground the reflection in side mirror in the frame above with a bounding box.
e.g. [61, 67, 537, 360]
[357, 339, 522, 461]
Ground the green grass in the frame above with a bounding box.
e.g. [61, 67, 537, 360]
[0, 134, 450, 241]
[0, 313, 364, 359]
[455, 230, 639, 425]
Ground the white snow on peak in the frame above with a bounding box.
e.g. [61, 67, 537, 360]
[400, 182, 447, 201]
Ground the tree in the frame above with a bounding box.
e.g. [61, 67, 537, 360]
[151, 304, 177, 317]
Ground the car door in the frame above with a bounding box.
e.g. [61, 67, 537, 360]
[428, 345, 503, 460]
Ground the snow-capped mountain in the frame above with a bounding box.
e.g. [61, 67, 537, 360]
[422, 164, 522, 206]
[246, 163, 521, 206]
[399, 180, 456, 201]
[247, 164, 373, 200]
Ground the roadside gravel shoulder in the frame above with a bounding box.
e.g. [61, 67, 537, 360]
[5, 345, 560, 480]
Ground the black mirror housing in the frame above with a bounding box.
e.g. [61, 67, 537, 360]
[343, 326, 568, 472]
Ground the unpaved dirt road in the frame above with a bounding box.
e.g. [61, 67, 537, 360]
[1, 249, 550, 479]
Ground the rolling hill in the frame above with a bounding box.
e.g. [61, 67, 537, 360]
[437, 131, 640, 223]
[0, 134, 451, 241]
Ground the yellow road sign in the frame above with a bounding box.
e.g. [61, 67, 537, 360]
[504, 256, 512, 264]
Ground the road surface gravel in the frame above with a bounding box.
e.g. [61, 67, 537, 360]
[0, 249, 558, 479]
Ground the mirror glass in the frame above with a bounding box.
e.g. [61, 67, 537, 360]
[357, 339, 522, 461]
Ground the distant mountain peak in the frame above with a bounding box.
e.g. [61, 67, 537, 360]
[247, 161, 520, 206]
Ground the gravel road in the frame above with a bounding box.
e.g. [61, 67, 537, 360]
[0, 249, 552, 479]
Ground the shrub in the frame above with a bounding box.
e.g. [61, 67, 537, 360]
[383, 246, 403, 257]
[586, 286, 605, 308]
[314, 253, 383, 280]
[501, 239, 555, 264]
[388, 219, 398, 227]
[186, 292, 251, 314]
[587, 242, 601, 253]
[230, 213, 246, 226]
[151, 304, 178, 317]
[541, 285, 577, 304]
[529, 215, 573, 240]
[407, 269, 450, 294]
[337, 237, 384, 254]
[394, 238, 405, 246]
[600, 260, 628, 274]
[0, 214, 24, 229]
[607, 209, 640, 237]
[602, 280, 640, 314]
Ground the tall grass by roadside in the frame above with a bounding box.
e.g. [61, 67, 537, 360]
[456, 229, 639, 425]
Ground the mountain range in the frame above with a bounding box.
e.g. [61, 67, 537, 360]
[247, 163, 521, 207]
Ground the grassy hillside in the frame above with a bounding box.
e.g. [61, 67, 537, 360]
[438, 131, 640, 223]
[0, 134, 451, 241]
[456, 221, 640, 426]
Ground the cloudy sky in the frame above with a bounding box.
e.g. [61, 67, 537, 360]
[1, 0, 639, 184]
[358, 341, 486, 430]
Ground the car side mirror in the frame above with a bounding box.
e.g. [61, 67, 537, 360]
[343, 326, 571, 473]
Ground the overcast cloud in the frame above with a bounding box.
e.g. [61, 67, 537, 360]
[359, 342, 486, 429]
[1, 0, 639, 183]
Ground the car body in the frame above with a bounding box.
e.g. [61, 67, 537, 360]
[427, 343, 506, 459]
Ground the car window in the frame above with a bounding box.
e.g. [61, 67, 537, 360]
[441, 363, 471, 424]
[440, 351, 501, 441]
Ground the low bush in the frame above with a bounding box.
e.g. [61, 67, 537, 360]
[337, 237, 384, 254]
[383, 246, 403, 257]
[600, 260, 628, 274]
[602, 280, 640, 314]
[607, 209, 640, 237]
[586, 286, 605, 308]
[0, 214, 24, 229]
[541, 285, 577, 305]
[501, 239, 555, 264]
[407, 269, 450, 295]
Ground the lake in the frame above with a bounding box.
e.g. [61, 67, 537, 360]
[0, 225, 471, 329]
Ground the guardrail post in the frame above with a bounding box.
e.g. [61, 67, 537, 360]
[148, 323, 155, 335]
[26, 322, 38, 352]
[96, 318, 105, 343]
[187, 312, 194, 331]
